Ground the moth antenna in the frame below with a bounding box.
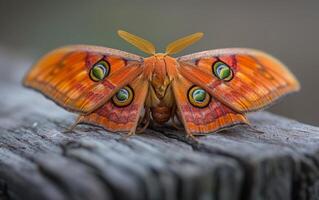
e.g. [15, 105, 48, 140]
[165, 32, 204, 55]
[118, 30, 156, 55]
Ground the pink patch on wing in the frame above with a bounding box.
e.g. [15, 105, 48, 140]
[180, 98, 237, 125]
[94, 101, 139, 124]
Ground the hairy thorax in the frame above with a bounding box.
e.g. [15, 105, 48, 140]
[143, 54, 177, 124]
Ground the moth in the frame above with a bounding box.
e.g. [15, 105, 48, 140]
[23, 30, 300, 137]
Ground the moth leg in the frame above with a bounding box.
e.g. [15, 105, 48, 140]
[139, 107, 150, 125]
[137, 107, 148, 125]
[186, 132, 199, 142]
[136, 107, 151, 134]
[172, 117, 184, 130]
[63, 115, 82, 133]
[121, 112, 148, 139]
[122, 130, 136, 140]
[244, 124, 264, 134]
[137, 119, 150, 134]
[171, 106, 184, 130]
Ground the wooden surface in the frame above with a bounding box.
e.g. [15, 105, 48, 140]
[0, 51, 319, 200]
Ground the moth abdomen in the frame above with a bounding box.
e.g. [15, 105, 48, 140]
[151, 106, 171, 124]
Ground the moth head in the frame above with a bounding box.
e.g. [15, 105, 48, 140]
[117, 30, 204, 56]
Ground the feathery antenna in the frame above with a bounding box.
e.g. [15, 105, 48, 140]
[118, 30, 156, 55]
[165, 32, 204, 55]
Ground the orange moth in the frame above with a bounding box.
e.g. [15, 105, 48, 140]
[23, 30, 300, 137]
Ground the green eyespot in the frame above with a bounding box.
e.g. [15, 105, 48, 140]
[193, 89, 206, 102]
[90, 60, 110, 81]
[112, 86, 134, 107]
[213, 61, 233, 81]
[188, 86, 210, 108]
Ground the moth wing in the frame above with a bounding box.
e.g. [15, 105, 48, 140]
[78, 75, 148, 133]
[177, 48, 300, 112]
[172, 74, 248, 135]
[24, 45, 143, 113]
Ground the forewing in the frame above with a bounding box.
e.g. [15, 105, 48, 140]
[78, 75, 148, 133]
[172, 74, 248, 135]
[24, 45, 143, 113]
[177, 48, 300, 112]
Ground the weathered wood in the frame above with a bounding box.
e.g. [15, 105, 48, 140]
[1, 84, 319, 200]
[0, 50, 319, 200]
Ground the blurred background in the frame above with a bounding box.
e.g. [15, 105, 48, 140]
[0, 0, 318, 125]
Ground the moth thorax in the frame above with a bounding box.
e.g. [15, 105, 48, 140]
[151, 74, 171, 99]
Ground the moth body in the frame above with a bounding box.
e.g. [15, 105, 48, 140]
[144, 54, 177, 124]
